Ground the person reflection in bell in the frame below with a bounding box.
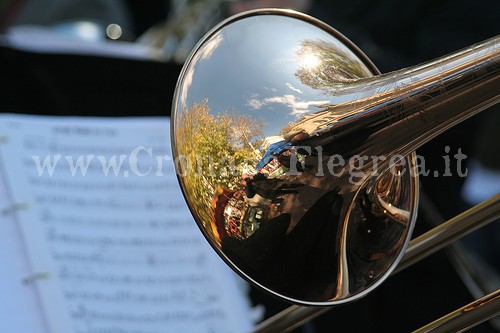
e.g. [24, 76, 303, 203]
[243, 173, 299, 203]
[214, 128, 314, 243]
[243, 127, 328, 229]
[213, 127, 352, 301]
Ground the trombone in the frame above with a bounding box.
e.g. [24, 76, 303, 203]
[171, 9, 499, 332]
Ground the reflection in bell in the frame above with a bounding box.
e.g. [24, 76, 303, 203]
[171, 9, 499, 305]
[299, 51, 320, 69]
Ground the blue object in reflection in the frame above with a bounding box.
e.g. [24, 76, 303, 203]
[255, 140, 288, 171]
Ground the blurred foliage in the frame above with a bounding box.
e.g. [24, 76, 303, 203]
[175, 99, 263, 232]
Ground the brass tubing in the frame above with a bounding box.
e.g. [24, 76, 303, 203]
[395, 194, 500, 273]
[411, 289, 500, 333]
[252, 305, 329, 333]
[325, 36, 500, 168]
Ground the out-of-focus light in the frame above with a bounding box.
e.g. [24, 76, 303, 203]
[76, 22, 101, 41]
[53, 21, 102, 42]
[106, 23, 122, 40]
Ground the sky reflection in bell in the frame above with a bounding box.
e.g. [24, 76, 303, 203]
[178, 14, 372, 138]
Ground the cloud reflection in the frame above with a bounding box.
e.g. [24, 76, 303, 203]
[286, 83, 303, 94]
[198, 34, 224, 61]
[180, 66, 195, 106]
[180, 34, 224, 106]
[247, 94, 329, 116]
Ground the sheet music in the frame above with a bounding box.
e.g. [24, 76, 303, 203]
[0, 149, 48, 333]
[0, 114, 253, 333]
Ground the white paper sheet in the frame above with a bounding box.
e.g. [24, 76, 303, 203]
[0, 149, 48, 333]
[0, 114, 253, 333]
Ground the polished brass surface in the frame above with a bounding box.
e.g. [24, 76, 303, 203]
[171, 9, 500, 306]
[253, 195, 500, 333]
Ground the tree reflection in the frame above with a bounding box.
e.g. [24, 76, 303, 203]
[276, 39, 376, 140]
[174, 99, 264, 242]
[295, 39, 370, 90]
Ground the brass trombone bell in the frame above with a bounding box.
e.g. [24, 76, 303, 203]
[171, 9, 500, 306]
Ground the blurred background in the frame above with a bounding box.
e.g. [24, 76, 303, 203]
[1, 0, 499, 332]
